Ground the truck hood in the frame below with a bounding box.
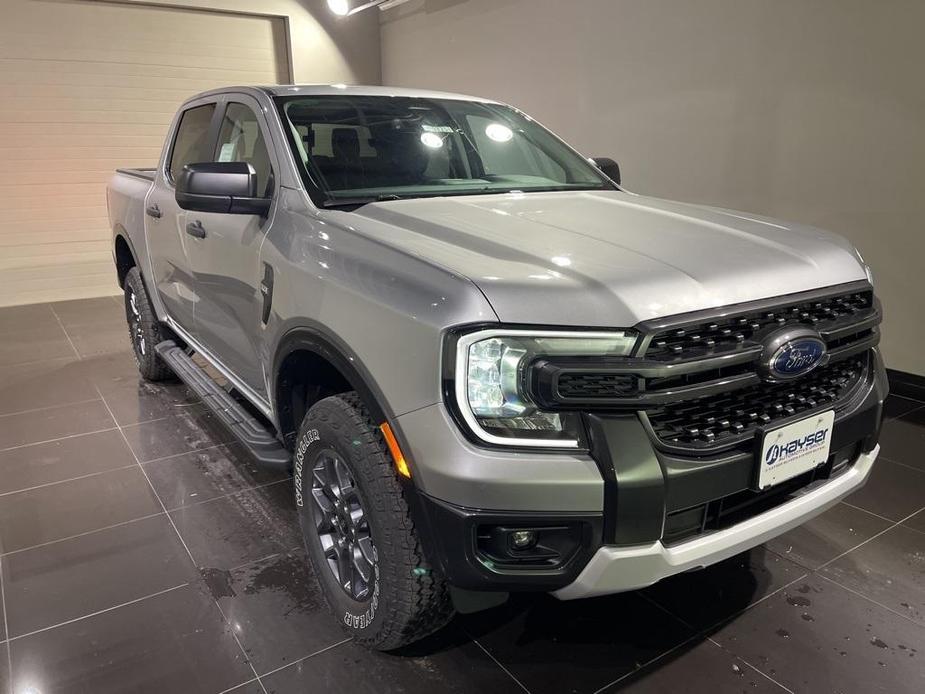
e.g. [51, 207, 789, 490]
[349, 190, 867, 327]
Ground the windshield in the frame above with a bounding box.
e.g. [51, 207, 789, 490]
[276, 95, 614, 205]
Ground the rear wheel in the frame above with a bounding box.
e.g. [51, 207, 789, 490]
[123, 267, 172, 381]
[294, 392, 453, 650]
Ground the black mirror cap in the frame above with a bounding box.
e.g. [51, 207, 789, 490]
[175, 162, 270, 215]
[591, 157, 621, 186]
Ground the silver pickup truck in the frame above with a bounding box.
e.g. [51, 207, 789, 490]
[107, 85, 886, 650]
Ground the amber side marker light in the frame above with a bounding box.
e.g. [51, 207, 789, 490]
[380, 422, 411, 478]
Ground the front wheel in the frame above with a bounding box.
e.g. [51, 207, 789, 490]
[294, 392, 453, 650]
[123, 267, 172, 381]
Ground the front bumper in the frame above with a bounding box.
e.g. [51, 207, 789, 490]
[553, 445, 878, 599]
[400, 349, 886, 595]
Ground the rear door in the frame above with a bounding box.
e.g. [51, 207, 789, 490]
[146, 98, 219, 338]
[185, 95, 278, 399]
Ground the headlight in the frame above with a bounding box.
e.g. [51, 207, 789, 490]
[452, 329, 637, 448]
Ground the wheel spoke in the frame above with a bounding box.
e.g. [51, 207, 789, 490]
[351, 542, 373, 583]
[307, 446, 378, 603]
[336, 545, 352, 590]
[311, 487, 334, 515]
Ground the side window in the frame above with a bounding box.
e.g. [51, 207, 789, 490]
[215, 102, 273, 197]
[168, 104, 216, 182]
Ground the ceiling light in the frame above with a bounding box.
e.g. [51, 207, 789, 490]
[327, 0, 350, 15]
[327, 0, 413, 16]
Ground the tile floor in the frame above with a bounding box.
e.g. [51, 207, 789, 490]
[0, 297, 922, 694]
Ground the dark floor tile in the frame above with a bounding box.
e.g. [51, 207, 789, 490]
[0, 429, 136, 496]
[763, 502, 892, 570]
[0, 643, 9, 693]
[121, 408, 234, 462]
[904, 509, 925, 535]
[76, 350, 149, 393]
[602, 638, 787, 693]
[821, 524, 925, 625]
[0, 324, 74, 366]
[0, 559, 6, 641]
[883, 395, 923, 421]
[8, 584, 254, 694]
[878, 408, 925, 471]
[711, 575, 925, 694]
[144, 443, 289, 510]
[0, 358, 98, 416]
[0, 400, 114, 450]
[0, 302, 56, 330]
[846, 458, 925, 521]
[262, 624, 524, 694]
[68, 323, 133, 359]
[225, 680, 264, 694]
[2, 514, 196, 637]
[643, 546, 805, 631]
[101, 378, 201, 426]
[50, 297, 124, 327]
[0, 465, 162, 553]
[208, 549, 343, 674]
[459, 591, 693, 694]
[169, 481, 299, 570]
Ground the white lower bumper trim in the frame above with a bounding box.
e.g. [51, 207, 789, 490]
[553, 445, 879, 600]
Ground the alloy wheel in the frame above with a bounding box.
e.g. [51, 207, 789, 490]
[126, 288, 146, 356]
[310, 448, 376, 600]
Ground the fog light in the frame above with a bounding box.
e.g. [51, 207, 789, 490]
[509, 530, 536, 550]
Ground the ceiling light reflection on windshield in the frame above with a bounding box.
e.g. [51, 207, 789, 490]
[420, 132, 444, 149]
[551, 256, 571, 267]
[485, 123, 513, 142]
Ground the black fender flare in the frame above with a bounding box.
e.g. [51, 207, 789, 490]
[272, 322, 393, 431]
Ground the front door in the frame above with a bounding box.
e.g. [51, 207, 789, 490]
[146, 99, 218, 339]
[185, 95, 278, 399]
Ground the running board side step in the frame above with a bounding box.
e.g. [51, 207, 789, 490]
[155, 340, 291, 470]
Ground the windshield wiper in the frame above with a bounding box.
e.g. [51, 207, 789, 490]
[322, 194, 403, 208]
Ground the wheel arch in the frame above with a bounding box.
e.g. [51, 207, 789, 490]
[273, 325, 393, 451]
[113, 225, 138, 288]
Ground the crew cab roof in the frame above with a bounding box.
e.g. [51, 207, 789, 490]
[185, 84, 499, 103]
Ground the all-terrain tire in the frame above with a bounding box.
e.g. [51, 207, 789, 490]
[294, 392, 453, 650]
[123, 267, 172, 381]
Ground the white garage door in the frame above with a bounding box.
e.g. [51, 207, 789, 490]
[0, 0, 289, 306]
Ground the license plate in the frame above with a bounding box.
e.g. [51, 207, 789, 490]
[757, 411, 835, 490]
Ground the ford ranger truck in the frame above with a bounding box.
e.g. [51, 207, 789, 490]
[107, 85, 886, 650]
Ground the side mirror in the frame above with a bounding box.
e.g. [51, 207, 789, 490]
[591, 157, 621, 186]
[175, 162, 270, 215]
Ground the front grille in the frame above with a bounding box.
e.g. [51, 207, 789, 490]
[644, 290, 873, 361]
[647, 356, 866, 448]
[557, 373, 638, 398]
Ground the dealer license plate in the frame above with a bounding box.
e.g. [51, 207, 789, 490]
[757, 411, 835, 490]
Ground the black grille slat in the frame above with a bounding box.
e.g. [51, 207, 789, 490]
[647, 357, 866, 448]
[557, 373, 638, 398]
[644, 291, 873, 362]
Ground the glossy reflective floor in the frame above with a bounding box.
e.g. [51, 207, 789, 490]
[0, 297, 922, 694]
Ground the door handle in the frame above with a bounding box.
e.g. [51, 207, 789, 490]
[145, 204, 161, 219]
[186, 220, 206, 239]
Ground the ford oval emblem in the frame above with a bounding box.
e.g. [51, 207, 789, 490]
[760, 328, 827, 381]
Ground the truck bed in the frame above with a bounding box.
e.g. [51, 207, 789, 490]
[115, 167, 156, 182]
